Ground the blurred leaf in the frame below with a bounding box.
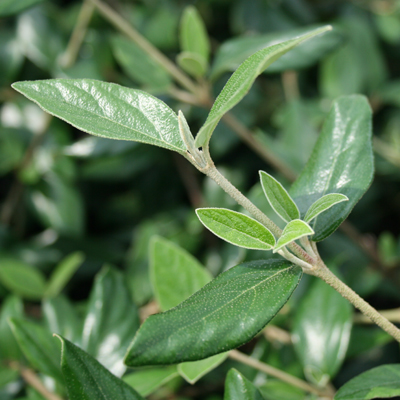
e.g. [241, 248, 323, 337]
[0, 128, 26, 176]
[0, 258, 46, 300]
[259, 380, 306, 400]
[224, 368, 264, 400]
[55, 335, 145, 400]
[81, 267, 140, 377]
[0, 32, 24, 85]
[375, 12, 400, 44]
[177, 51, 207, 78]
[274, 220, 314, 253]
[0, 0, 43, 16]
[0, 296, 23, 361]
[304, 194, 349, 223]
[44, 252, 84, 298]
[9, 318, 64, 383]
[123, 366, 179, 396]
[196, 208, 275, 250]
[195, 26, 331, 147]
[125, 260, 301, 366]
[335, 364, 400, 400]
[211, 25, 342, 80]
[292, 276, 352, 384]
[111, 35, 172, 91]
[0, 367, 18, 389]
[290, 95, 373, 241]
[12, 79, 186, 153]
[150, 236, 211, 312]
[259, 171, 299, 222]
[378, 80, 400, 108]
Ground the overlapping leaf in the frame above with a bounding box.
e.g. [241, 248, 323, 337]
[224, 369, 264, 400]
[274, 220, 314, 253]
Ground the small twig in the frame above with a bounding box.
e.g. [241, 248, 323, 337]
[263, 325, 292, 344]
[354, 307, 400, 324]
[282, 70, 300, 102]
[10, 362, 63, 400]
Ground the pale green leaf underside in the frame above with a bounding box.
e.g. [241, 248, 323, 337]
[259, 171, 299, 222]
[274, 220, 314, 252]
[304, 193, 348, 223]
[196, 208, 275, 250]
[195, 26, 331, 147]
[12, 79, 186, 153]
[177, 51, 207, 78]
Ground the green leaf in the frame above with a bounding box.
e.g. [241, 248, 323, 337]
[125, 259, 301, 366]
[123, 366, 179, 396]
[224, 368, 264, 400]
[110, 35, 172, 90]
[0, 259, 46, 300]
[55, 335, 145, 400]
[0, 366, 19, 389]
[0, 0, 43, 16]
[259, 171, 299, 222]
[44, 252, 84, 298]
[12, 79, 186, 153]
[81, 267, 140, 377]
[259, 380, 306, 400]
[290, 95, 373, 241]
[274, 220, 314, 253]
[211, 25, 343, 80]
[177, 51, 207, 78]
[292, 276, 352, 383]
[180, 6, 210, 63]
[196, 208, 275, 250]
[150, 236, 211, 312]
[178, 352, 228, 384]
[335, 364, 400, 400]
[195, 25, 331, 148]
[304, 194, 349, 223]
[9, 318, 64, 383]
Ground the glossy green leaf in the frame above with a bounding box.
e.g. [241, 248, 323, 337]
[211, 25, 343, 80]
[196, 208, 275, 250]
[178, 352, 228, 384]
[0, 296, 23, 361]
[177, 51, 207, 78]
[0, 0, 43, 16]
[292, 276, 352, 383]
[290, 95, 373, 241]
[9, 318, 64, 383]
[0, 259, 46, 300]
[12, 79, 186, 153]
[81, 267, 140, 377]
[55, 335, 145, 400]
[44, 252, 84, 298]
[224, 368, 264, 400]
[180, 6, 210, 62]
[150, 236, 211, 311]
[195, 26, 331, 148]
[335, 364, 400, 400]
[304, 194, 349, 223]
[259, 171, 299, 222]
[274, 220, 314, 253]
[111, 35, 172, 90]
[123, 366, 179, 396]
[125, 259, 301, 366]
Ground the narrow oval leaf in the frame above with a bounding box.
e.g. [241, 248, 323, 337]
[290, 95, 373, 241]
[224, 368, 264, 400]
[274, 220, 314, 253]
[12, 79, 186, 153]
[259, 171, 299, 222]
[177, 51, 207, 78]
[304, 194, 349, 223]
[150, 236, 212, 312]
[335, 364, 400, 400]
[194, 26, 331, 148]
[55, 335, 145, 400]
[292, 276, 352, 384]
[125, 259, 302, 366]
[196, 208, 275, 250]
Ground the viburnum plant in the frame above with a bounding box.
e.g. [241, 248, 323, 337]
[9, 18, 400, 399]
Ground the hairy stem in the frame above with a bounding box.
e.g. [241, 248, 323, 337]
[228, 350, 333, 398]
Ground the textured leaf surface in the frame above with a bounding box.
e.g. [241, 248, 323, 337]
[304, 194, 348, 223]
[290, 95, 373, 241]
[125, 260, 301, 366]
[224, 369, 264, 400]
[293, 277, 352, 383]
[335, 364, 400, 400]
[195, 26, 331, 147]
[274, 220, 314, 253]
[196, 208, 275, 250]
[12, 79, 185, 153]
[55, 336, 145, 400]
[259, 171, 299, 222]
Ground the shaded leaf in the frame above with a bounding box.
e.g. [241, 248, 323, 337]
[0, 366, 19, 389]
[304, 194, 348, 223]
[274, 220, 314, 253]
[196, 208, 275, 250]
[0, 0, 43, 16]
[177, 51, 207, 78]
[125, 260, 302, 366]
[224, 368, 264, 400]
